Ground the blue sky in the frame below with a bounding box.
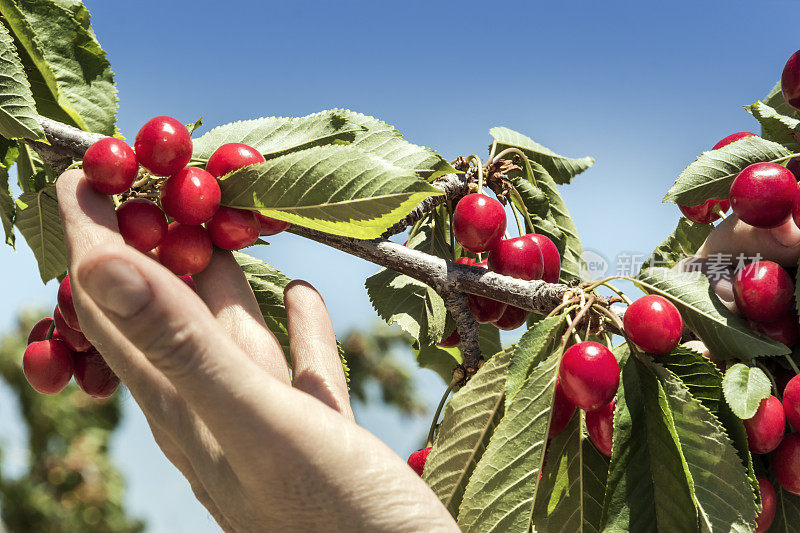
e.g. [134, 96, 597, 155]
[0, 1, 798, 530]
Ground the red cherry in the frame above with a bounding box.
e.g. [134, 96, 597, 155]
[558, 341, 619, 411]
[712, 132, 757, 150]
[74, 349, 120, 399]
[407, 447, 432, 476]
[733, 261, 794, 322]
[207, 207, 259, 250]
[160, 167, 221, 225]
[82, 138, 139, 195]
[452, 194, 506, 253]
[57, 275, 80, 331]
[755, 476, 777, 532]
[464, 259, 507, 324]
[586, 398, 615, 457]
[623, 295, 683, 354]
[743, 395, 785, 454]
[773, 433, 800, 495]
[53, 306, 91, 352]
[256, 214, 290, 236]
[792, 184, 800, 229]
[751, 314, 799, 348]
[729, 162, 796, 228]
[678, 199, 731, 225]
[782, 50, 800, 111]
[116, 198, 168, 252]
[157, 223, 213, 276]
[437, 330, 460, 348]
[134, 116, 192, 176]
[23, 340, 74, 394]
[178, 275, 196, 292]
[206, 143, 266, 178]
[27, 317, 53, 344]
[549, 380, 576, 438]
[492, 305, 529, 331]
[782, 375, 800, 432]
[487, 236, 544, 281]
[524, 234, 561, 283]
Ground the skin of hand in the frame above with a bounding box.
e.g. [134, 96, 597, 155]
[691, 214, 800, 315]
[56, 170, 458, 533]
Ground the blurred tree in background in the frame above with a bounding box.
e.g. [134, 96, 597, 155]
[341, 324, 427, 416]
[0, 310, 144, 533]
[0, 313, 425, 531]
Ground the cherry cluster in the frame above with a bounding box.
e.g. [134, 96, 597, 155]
[679, 50, 800, 230]
[22, 275, 119, 398]
[21, 116, 293, 399]
[83, 116, 289, 277]
[438, 192, 562, 348]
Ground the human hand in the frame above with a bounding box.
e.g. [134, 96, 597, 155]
[689, 214, 800, 314]
[56, 170, 457, 532]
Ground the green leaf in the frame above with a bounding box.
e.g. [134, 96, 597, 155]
[423, 347, 511, 516]
[663, 136, 792, 205]
[505, 315, 565, 405]
[233, 252, 292, 363]
[457, 351, 561, 532]
[654, 347, 759, 501]
[0, 138, 19, 246]
[415, 343, 461, 384]
[0, 21, 44, 140]
[532, 413, 609, 532]
[642, 217, 713, 270]
[14, 186, 65, 283]
[524, 162, 584, 283]
[333, 109, 456, 180]
[507, 172, 549, 217]
[744, 100, 800, 148]
[602, 353, 699, 532]
[763, 81, 800, 121]
[366, 216, 448, 345]
[652, 361, 758, 532]
[190, 111, 364, 164]
[489, 126, 595, 185]
[219, 145, 441, 238]
[0, 0, 118, 135]
[507, 170, 567, 257]
[722, 363, 771, 419]
[478, 323, 502, 358]
[636, 267, 789, 360]
[769, 482, 800, 532]
[652, 346, 722, 415]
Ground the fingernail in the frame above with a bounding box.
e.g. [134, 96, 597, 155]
[81, 258, 152, 317]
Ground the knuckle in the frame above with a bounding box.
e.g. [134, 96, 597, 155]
[139, 320, 205, 381]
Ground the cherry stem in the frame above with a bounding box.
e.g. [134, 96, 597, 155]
[492, 147, 539, 187]
[510, 203, 525, 237]
[426, 381, 456, 446]
[784, 353, 800, 375]
[593, 303, 625, 336]
[545, 297, 581, 319]
[467, 155, 485, 192]
[445, 202, 457, 261]
[45, 321, 55, 341]
[508, 185, 535, 234]
[560, 295, 596, 347]
[757, 361, 779, 397]
[487, 140, 498, 163]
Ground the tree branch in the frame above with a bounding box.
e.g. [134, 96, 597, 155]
[381, 173, 470, 237]
[31, 116, 577, 373]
